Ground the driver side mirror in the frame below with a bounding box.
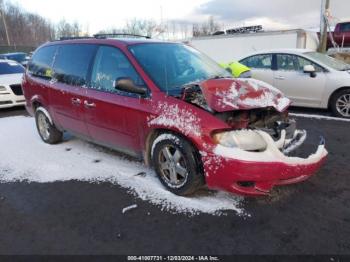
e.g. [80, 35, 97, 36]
[303, 65, 317, 78]
[114, 77, 147, 96]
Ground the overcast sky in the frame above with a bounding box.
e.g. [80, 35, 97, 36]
[8, 0, 350, 33]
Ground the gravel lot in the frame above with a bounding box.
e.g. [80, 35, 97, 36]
[0, 106, 349, 255]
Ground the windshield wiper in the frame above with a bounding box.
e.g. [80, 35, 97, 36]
[208, 75, 232, 80]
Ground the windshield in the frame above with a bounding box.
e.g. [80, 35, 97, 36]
[128, 43, 231, 91]
[0, 61, 24, 75]
[6, 53, 27, 63]
[304, 52, 350, 71]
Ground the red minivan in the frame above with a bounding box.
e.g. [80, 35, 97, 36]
[22, 35, 328, 196]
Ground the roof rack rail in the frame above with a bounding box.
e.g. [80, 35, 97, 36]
[59, 36, 94, 41]
[93, 33, 151, 39]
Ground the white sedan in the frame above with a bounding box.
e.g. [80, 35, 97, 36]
[239, 49, 350, 118]
[0, 59, 25, 109]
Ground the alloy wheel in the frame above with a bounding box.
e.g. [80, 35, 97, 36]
[336, 94, 350, 117]
[158, 145, 189, 188]
[37, 113, 50, 140]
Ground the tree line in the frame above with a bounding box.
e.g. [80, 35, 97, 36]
[0, 0, 86, 47]
[0, 0, 222, 48]
[98, 16, 223, 39]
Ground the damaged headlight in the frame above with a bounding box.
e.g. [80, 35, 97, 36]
[213, 129, 267, 151]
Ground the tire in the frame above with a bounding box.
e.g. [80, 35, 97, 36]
[35, 107, 63, 144]
[152, 133, 205, 196]
[330, 89, 350, 118]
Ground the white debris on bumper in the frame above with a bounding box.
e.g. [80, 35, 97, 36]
[214, 129, 328, 166]
[282, 130, 307, 154]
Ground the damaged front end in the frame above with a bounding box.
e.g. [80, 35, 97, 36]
[181, 78, 328, 196]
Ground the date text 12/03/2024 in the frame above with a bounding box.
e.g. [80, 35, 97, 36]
[127, 256, 220, 261]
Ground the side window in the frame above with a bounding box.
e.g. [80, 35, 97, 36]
[90, 46, 145, 93]
[296, 56, 323, 72]
[276, 54, 299, 71]
[241, 54, 272, 69]
[340, 23, 350, 32]
[53, 44, 97, 86]
[28, 45, 57, 79]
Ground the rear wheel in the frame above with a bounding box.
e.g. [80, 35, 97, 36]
[35, 107, 63, 144]
[152, 134, 204, 196]
[330, 89, 350, 118]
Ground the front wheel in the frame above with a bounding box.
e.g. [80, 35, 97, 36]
[330, 89, 350, 118]
[152, 134, 205, 196]
[35, 107, 63, 144]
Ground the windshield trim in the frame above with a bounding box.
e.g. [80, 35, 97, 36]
[303, 51, 350, 71]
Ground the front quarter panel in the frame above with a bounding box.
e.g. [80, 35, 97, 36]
[321, 70, 350, 108]
[144, 91, 230, 152]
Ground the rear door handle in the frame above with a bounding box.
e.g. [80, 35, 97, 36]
[84, 100, 96, 108]
[71, 98, 81, 105]
[275, 76, 285, 80]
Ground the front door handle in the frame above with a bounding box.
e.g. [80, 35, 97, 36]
[275, 76, 285, 80]
[84, 100, 96, 108]
[71, 98, 81, 105]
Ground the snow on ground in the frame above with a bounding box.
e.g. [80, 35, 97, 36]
[0, 116, 247, 216]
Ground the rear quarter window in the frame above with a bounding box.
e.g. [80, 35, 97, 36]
[28, 45, 57, 79]
[339, 23, 350, 32]
[53, 44, 97, 86]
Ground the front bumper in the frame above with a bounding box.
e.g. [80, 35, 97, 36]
[202, 131, 328, 196]
[0, 88, 25, 109]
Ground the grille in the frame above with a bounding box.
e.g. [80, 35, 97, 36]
[0, 101, 12, 105]
[10, 84, 23, 96]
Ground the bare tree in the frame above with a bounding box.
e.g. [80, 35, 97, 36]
[124, 18, 162, 37]
[192, 16, 222, 37]
[55, 19, 82, 39]
[0, 1, 85, 47]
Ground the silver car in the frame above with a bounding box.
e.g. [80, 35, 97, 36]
[239, 49, 350, 118]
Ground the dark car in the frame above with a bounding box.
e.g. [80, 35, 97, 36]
[22, 35, 327, 196]
[0, 52, 29, 67]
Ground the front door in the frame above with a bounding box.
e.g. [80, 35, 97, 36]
[83, 45, 149, 155]
[273, 54, 326, 107]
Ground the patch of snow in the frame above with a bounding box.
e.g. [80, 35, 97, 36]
[122, 204, 138, 214]
[147, 102, 202, 137]
[201, 152, 224, 176]
[35, 106, 53, 124]
[0, 116, 246, 216]
[215, 79, 290, 112]
[238, 78, 281, 94]
[151, 133, 180, 157]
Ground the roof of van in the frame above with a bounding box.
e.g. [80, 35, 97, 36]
[46, 37, 174, 47]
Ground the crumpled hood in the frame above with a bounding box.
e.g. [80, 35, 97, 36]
[200, 78, 291, 112]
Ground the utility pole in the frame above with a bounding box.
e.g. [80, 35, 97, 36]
[0, 5, 10, 46]
[318, 0, 330, 53]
